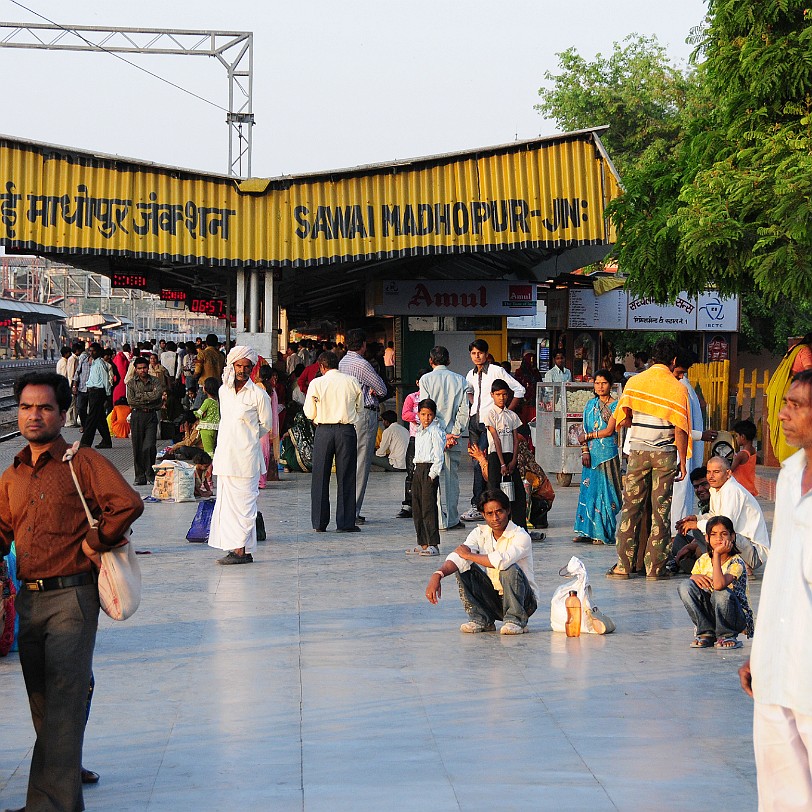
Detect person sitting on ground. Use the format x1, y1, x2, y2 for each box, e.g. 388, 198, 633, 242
482, 379, 526, 528
372, 410, 409, 472
667, 466, 711, 574
182, 380, 205, 412
406, 399, 445, 556
163, 411, 203, 461
191, 450, 213, 497
731, 419, 759, 497
677, 515, 754, 650
108, 396, 132, 439
677, 456, 769, 576
424, 488, 538, 635
515, 424, 555, 531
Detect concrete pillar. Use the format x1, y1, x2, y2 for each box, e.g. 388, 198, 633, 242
236, 270, 246, 333
249, 270, 260, 334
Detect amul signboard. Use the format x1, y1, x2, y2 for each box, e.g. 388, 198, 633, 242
367, 280, 536, 316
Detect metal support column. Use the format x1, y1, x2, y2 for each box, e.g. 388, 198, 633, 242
249, 270, 260, 334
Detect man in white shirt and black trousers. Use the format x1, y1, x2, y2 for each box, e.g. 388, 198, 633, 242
425, 488, 538, 635
305, 351, 363, 533
740, 369, 812, 809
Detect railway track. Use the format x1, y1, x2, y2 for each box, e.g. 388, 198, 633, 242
0, 362, 57, 440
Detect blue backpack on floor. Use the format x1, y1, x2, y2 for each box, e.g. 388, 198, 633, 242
186, 499, 215, 543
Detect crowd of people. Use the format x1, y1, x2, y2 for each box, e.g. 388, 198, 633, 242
1, 328, 811, 811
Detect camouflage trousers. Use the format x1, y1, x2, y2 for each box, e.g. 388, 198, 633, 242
615, 449, 678, 577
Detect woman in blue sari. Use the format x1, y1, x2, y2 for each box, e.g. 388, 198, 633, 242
573, 370, 622, 545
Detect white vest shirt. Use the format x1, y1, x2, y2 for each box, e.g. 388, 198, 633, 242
212, 378, 273, 478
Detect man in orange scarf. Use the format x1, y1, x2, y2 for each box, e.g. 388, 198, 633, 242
607, 338, 691, 580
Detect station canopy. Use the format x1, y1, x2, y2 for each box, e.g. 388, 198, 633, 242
0, 297, 67, 323
0, 128, 622, 325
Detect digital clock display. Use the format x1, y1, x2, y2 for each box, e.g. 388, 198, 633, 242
160, 289, 187, 302
0, 318, 13, 328
111, 273, 148, 289
189, 298, 227, 319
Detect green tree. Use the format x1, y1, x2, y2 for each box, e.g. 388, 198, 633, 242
537, 14, 812, 353
536, 34, 693, 175
613, 2, 812, 303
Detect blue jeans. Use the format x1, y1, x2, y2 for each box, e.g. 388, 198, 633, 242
456, 564, 537, 628
678, 579, 746, 639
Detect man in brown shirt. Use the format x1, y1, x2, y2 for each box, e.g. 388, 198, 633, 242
0, 371, 143, 812
194, 332, 225, 384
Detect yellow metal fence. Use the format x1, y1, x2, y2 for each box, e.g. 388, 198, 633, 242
688, 361, 730, 430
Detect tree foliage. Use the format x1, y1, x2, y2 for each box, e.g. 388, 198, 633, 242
536, 9, 812, 352
612, 2, 812, 303
536, 35, 692, 175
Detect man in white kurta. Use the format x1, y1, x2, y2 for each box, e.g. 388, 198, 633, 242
209, 346, 273, 565
739, 371, 812, 810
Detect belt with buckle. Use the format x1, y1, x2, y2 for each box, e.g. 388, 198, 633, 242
23, 573, 95, 592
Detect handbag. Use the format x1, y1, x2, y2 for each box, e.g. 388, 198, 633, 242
63, 443, 142, 621
499, 475, 515, 501
186, 499, 215, 543
256, 510, 266, 542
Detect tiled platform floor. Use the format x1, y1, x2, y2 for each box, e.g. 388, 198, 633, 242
0, 429, 764, 811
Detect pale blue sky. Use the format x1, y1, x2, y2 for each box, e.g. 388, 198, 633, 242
2, 0, 708, 177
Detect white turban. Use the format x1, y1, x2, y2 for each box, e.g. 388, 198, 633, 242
222, 345, 259, 389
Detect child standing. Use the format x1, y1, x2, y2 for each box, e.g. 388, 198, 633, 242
397, 369, 429, 519
195, 376, 220, 455
731, 419, 759, 497
406, 398, 446, 556
482, 379, 527, 528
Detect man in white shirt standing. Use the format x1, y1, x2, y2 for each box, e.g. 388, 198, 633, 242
305, 351, 363, 533
677, 455, 769, 573
209, 346, 273, 565
425, 488, 538, 635
739, 369, 812, 810
462, 339, 524, 522
419, 346, 470, 531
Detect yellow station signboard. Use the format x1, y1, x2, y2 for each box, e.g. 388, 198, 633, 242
0, 132, 620, 268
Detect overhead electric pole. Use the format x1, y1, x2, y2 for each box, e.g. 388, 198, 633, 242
0, 23, 254, 177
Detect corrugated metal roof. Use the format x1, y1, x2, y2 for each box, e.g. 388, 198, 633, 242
0, 298, 66, 322
0, 130, 621, 270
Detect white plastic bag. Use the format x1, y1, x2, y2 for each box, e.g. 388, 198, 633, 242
550, 555, 597, 634
151, 461, 196, 502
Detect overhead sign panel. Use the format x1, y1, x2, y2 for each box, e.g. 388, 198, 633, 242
0, 132, 620, 269
564, 289, 739, 332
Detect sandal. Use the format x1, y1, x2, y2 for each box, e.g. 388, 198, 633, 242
605, 564, 630, 580
573, 536, 593, 543
715, 637, 743, 650
690, 635, 714, 648
405, 547, 424, 555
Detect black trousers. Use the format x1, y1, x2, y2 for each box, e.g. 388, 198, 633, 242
311, 423, 357, 531
412, 462, 440, 548
402, 436, 416, 508
80, 386, 112, 447
486, 451, 527, 529
131, 410, 158, 482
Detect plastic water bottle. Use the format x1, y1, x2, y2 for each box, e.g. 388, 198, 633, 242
565, 590, 581, 637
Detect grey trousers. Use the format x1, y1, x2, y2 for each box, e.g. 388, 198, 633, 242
16, 582, 100, 812
353, 407, 378, 518
436, 444, 461, 530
